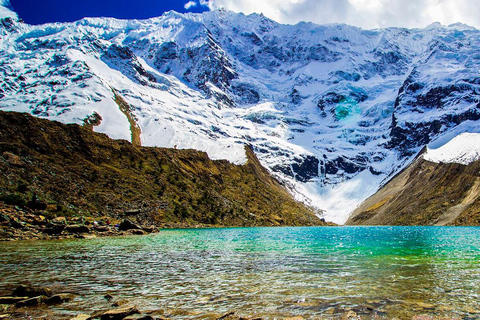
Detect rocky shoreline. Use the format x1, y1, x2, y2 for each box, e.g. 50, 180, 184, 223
0, 203, 228, 241
0, 284, 466, 320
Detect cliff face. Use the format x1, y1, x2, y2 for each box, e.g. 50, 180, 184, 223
346, 154, 480, 226
0, 111, 326, 233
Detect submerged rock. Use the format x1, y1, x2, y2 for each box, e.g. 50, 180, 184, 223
46, 293, 75, 305
12, 284, 53, 298
99, 305, 140, 320
15, 295, 47, 307
104, 293, 114, 301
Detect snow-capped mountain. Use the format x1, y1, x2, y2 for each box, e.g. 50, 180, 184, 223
2, 7, 480, 224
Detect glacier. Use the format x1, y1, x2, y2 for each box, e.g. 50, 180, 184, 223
2, 9, 480, 224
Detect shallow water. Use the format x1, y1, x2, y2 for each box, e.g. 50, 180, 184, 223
1, 226, 480, 319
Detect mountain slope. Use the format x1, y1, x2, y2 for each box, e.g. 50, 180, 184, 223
347, 134, 480, 225
0, 110, 326, 230
2, 10, 480, 223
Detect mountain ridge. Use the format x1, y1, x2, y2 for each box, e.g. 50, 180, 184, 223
2, 9, 480, 223
0, 110, 327, 240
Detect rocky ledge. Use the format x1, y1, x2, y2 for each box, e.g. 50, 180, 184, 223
0, 202, 212, 241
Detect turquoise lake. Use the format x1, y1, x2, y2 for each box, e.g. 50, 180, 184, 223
1, 226, 480, 319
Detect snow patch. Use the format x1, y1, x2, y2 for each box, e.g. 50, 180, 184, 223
425, 132, 480, 165
290, 170, 385, 225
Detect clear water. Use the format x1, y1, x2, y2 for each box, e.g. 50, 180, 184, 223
1, 226, 480, 319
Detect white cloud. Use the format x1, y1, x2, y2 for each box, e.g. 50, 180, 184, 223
184, 1, 198, 10
205, 0, 480, 29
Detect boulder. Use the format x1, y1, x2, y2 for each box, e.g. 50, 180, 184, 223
95, 225, 111, 232
142, 226, 156, 233
12, 284, 53, 297
99, 305, 140, 320
46, 293, 75, 305
66, 225, 91, 234
15, 295, 47, 307
43, 224, 65, 235
28, 214, 46, 226
51, 216, 67, 224
119, 219, 142, 231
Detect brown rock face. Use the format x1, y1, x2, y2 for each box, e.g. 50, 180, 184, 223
347, 154, 480, 226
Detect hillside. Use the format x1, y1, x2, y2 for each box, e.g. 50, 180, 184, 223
346, 153, 480, 226
0, 110, 327, 239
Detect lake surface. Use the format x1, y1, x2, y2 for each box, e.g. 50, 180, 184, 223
1, 226, 480, 319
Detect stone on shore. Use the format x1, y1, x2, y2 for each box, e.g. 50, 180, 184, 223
128, 229, 146, 235
66, 225, 91, 234
43, 224, 65, 235
99, 305, 140, 320
119, 219, 143, 231
12, 284, 53, 297
51, 217, 67, 224
142, 226, 156, 233
95, 225, 111, 232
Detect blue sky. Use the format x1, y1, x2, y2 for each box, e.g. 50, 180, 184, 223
9, 0, 208, 25
6, 0, 480, 29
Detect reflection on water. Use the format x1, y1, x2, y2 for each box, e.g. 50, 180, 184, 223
1, 226, 480, 319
